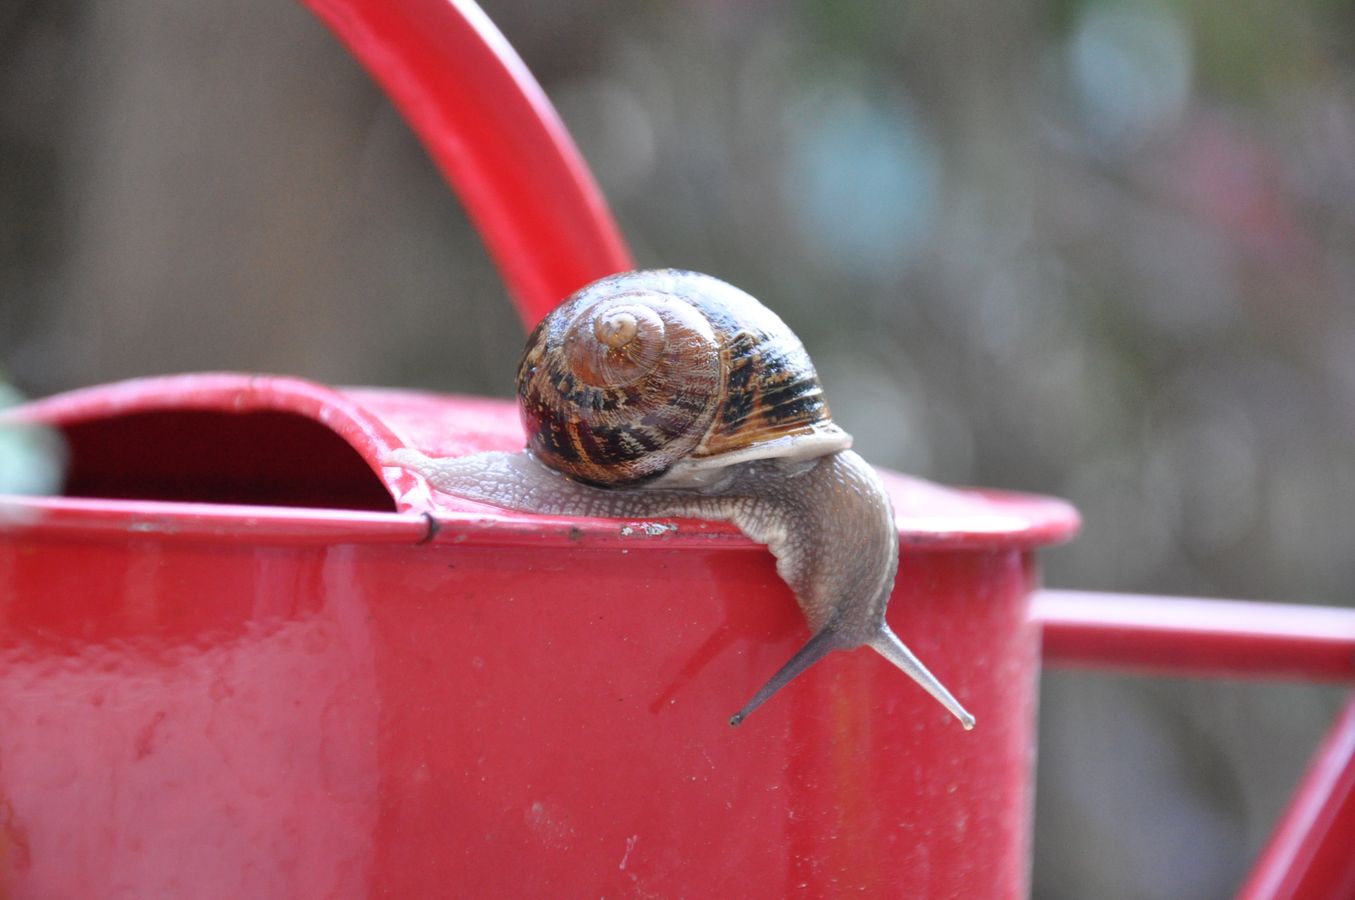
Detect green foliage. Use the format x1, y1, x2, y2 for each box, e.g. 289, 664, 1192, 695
0, 381, 64, 496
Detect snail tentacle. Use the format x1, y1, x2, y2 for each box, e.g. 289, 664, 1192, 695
871, 629, 976, 730
727, 627, 848, 726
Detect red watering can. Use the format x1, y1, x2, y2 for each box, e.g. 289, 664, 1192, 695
0, 1, 1350, 897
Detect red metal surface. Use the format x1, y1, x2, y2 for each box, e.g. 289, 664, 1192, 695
0, 377, 1077, 897
301, 0, 633, 326
1035, 590, 1355, 682
1237, 693, 1355, 900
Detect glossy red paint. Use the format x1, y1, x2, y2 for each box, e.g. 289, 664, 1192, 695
300, 0, 633, 327
0, 375, 1077, 897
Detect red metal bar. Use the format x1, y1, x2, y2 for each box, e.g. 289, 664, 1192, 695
301, 0, 634, 327
1237, 693, 1355, 899
1034, 590, 1355, 682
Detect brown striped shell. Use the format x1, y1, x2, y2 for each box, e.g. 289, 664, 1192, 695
516, 269, 851, 487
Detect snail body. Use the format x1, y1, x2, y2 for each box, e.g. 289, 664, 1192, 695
387, 269, 974, 730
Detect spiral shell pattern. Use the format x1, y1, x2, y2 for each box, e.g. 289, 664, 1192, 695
517, 270, 846, 486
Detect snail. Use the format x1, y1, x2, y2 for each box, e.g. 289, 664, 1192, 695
386, 269, 974, 730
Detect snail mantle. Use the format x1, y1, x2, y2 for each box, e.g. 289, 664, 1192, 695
3, 372, 1078, 550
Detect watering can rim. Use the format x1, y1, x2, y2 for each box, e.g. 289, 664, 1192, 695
1, 372, 1080, 551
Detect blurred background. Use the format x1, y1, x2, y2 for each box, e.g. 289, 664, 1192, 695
2, 0, 1352, 895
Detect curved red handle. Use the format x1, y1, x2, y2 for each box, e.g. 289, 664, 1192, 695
302, 0, 634, 328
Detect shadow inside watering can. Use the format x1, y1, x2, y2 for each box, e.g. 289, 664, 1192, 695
57, 410, 396, 511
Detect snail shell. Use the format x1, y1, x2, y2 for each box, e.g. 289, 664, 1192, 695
517, 270, 850, 487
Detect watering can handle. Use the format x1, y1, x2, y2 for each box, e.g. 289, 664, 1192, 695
303, 0, 634, 329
